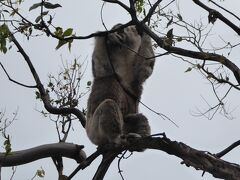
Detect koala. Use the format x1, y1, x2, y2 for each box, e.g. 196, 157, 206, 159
86, 24, 155, 147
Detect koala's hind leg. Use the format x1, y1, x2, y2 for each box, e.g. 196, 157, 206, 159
92, 99, 124, 145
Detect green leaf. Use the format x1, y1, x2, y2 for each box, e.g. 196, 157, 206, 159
29, 3, 42, 11
177, 13, 183, 21
35, 11, 49, 23
68, 41, 72, 51
176, 37, 182, 42
36, 169, 45, 177
43, 2, 62, 9
54, 27, 63, 37
166, 28, 173, 40
4, 137, 12, 155
135, 0, 144, 13
63, 28, 73, 37
56, 40, 68, 50
0, 24, 10, 54
35, 91, 41, 99
35, 15, 42, 23
185, 67, 192, 73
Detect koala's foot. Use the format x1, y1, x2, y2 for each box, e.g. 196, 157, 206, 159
121, 133, 148, 152
121, 133, 142, 140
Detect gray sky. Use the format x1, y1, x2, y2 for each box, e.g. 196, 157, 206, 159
1, 0, 240, 179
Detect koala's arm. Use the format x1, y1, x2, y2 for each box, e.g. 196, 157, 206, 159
92, 35, 115, 78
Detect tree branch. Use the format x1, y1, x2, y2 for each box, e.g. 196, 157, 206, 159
215, 140, 240, 158
209, 0, 240, 21
192, 0, 240, 35
140, 24, 240, 85
69, 135, 240, 180
93, 150, 119, 180
125, 136, 240, 180
143, 0, 163, 23
10, 34, 86, 127
0, 143, 86, 167
102, 0, 131, 13
0, 62, 36, 88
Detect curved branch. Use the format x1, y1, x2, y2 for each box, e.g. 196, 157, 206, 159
0, 62, 36, 88
0, 143, 86, 167
192, 0, 240, 35
10, 34, 86, 127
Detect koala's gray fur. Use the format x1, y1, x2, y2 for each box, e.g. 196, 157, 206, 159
86, 24, 155, 146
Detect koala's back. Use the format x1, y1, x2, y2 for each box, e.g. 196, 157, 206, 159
87, 76, 137, 119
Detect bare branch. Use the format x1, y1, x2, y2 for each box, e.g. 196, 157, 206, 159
0, 62, 36, 88
0, 143, 86, 167
192, 0, 240, 35
140, 24, 240, 85
215, 140, 240, 158
209, 0, 240, 21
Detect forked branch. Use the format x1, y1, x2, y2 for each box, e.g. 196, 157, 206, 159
9, 34, 86, 127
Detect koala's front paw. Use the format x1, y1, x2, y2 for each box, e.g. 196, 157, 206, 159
124, 26, 142, 51
107, 32, 126, 46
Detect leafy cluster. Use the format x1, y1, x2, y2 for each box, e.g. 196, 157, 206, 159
0, 24, 10, 53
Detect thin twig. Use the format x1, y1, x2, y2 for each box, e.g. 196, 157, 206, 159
192, 0, 240, 35
0, 62, 36, 88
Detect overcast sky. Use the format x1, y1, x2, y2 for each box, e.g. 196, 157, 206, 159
1, 0, 240, 179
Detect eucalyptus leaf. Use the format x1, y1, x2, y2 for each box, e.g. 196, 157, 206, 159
29, 3, 42, 11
